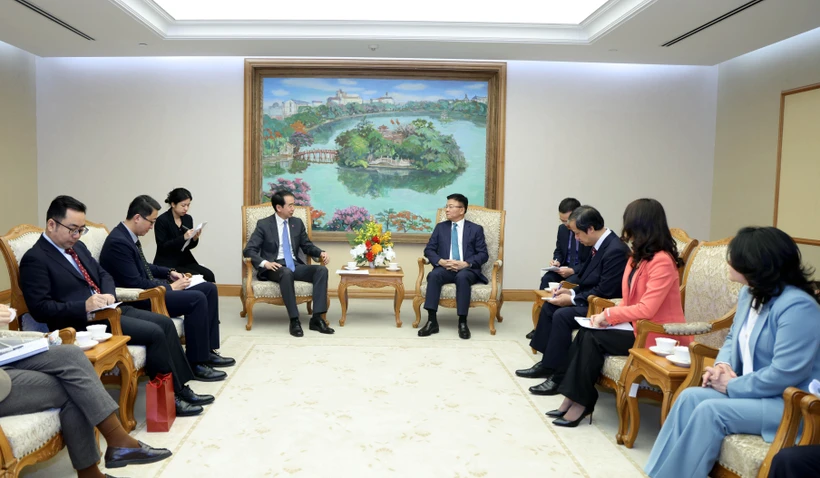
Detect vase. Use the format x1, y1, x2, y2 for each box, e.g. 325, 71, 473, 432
368, 261, 375, 269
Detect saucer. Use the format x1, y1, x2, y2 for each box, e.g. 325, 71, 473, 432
77, 340, 99, 351
666, 354, 691, 368
344, 266, 360, 271
92, 332, 113, 343
385, 267, 401, 271
649, 345, 673, 357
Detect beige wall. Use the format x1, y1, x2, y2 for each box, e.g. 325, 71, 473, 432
712, 27, 820, 274
0, 42, 38, 292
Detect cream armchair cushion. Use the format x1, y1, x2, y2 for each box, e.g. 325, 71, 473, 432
716, 434, 769, 478
0, 410, 61, 459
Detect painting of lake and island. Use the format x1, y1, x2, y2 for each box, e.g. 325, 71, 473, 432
259, 77, 489, 238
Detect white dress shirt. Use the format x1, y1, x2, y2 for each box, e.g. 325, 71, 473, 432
450, 218, 465, 262
260, 214, 296, 268
42, 233, 83, 276
739, 306, 760, 376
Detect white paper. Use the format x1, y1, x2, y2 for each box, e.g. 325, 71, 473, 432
181, 222, 207, 251
7, 307, 16, 323
185, 274, 207, 289
810, 379, 820, 397
90, 302, 122, 313
629, 383, 639, 398
336, 269, 370, 275
574, 317, 634, 332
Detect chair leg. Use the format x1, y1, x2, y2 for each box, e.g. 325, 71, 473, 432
532, 347, 538, 354
487, 304, 497, 335
496, 298, 504, 322
412, 296, 424, 328
245, 301, 254, 331
306, 300, 313, 315
240, 298, 247, 318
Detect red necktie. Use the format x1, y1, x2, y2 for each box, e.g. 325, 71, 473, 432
65, 248, 101, 294
592, 247, 598, 257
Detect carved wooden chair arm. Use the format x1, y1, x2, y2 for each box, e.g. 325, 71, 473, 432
91, 308, 123, 336
58, 327, 76, 344
758, 387, 812, 478
679, 342, 719, 391
415, 257, 430, 294
798, 391, 820, 445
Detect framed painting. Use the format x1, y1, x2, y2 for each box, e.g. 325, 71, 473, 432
244, 59, 506, 243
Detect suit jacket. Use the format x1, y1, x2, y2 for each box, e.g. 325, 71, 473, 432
19, 235, 117, 332
606, 252, 689, 347
153, 209, 198, 268
552, 224, 591, 268
243, 215, 323, 277
570, 231, 629, 307
424, 220, 489, 284
99, 223, 172, 290
715, 286, 820, 441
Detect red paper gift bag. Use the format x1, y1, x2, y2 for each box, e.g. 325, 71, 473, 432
146, 373, 175, 432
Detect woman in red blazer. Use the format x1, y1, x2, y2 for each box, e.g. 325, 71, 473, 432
549, 198, 691, 427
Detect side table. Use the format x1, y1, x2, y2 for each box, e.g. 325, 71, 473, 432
616, 347, 690, 448
84, 335, 136, 431
337, 268, 405, 327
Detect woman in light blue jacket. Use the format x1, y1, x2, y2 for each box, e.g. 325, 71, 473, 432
645, 226, 820, 478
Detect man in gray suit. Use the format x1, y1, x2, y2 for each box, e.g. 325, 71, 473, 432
243, 190, 333, 337
0, 305, 170, 477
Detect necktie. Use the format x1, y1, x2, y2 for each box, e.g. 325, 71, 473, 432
592, 247, 598, 257
281, 220, 296, 272
568, 235, 575, 266
65, 248, 101, 294
451, 223, 461, 261
135, 240, 155, 280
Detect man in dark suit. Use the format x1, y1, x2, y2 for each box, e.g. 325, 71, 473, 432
418, 193, 489, 340
526, 197, 591, 339
516, 205, 629, 395
243, 190, 333, 338
20, 195, 211, 417
99, 195, 234, 383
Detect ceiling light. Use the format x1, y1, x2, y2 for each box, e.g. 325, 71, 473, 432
152, 0, 610, 25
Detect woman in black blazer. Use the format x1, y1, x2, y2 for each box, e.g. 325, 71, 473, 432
153, 188, 215, 282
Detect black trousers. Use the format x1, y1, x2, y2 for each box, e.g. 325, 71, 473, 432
116, 305, 194, 394
175, 262, 216, 283
162, 282, 221, 364
261, 260, 328, 319
768, 445, 820, 478
424, 267, 479, 317
529, 302, 587, 372
557, 327, 635, 409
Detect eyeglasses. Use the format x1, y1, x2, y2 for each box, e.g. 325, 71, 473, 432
445, 205, 464, 210
140, 215, 156, 225
53, 219, 89, 237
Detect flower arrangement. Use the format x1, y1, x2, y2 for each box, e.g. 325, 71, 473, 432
349, 218, 395, 267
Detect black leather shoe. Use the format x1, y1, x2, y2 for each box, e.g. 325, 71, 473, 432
553, 408, 593, 427
309, 317, 335, 334
192, 364, 227, 382
104, 440, 172, 468
545, 409, 567, 418
174, 396, 204, 417
206, 350, 236, 368
178, 385, 215, 406
458, 321, 471, 340
417, 321, 439, 337
526, 329, 535, 340
515, 361, 552, 379
289, 320, 304, 337
529, 376, 562, 396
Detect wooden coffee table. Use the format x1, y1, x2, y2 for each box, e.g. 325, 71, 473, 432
337, 268, 405, 327
84, 335, 136, 431
616, 347, 690, 448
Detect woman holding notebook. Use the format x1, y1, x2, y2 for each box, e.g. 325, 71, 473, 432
549, 198, 690, 427
153, 187, 215, 282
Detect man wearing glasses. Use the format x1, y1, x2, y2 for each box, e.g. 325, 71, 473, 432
418, 193, 489, 340
20, 195, 212, 417
99, 195, 234, 382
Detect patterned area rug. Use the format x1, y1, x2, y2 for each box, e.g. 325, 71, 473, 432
113, 336, 647, 477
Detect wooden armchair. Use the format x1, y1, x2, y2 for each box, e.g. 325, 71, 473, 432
670, 228, 698, 282
412, 206, 506, 335
674, 343, 820, 478
240, 204, 328, 330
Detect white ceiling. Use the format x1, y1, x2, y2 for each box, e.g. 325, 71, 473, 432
0, 0, 818, 65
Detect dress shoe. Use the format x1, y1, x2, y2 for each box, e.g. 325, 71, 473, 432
529, 376, 562, 396
289, 320, 304, 337
515, 361, 552, 379
192, 364, 227, 382
206, 350, 236, 368
417, 321, 439, 337
457, 321, 471, 339
178, 385, 215, 406
174, 396, 203, 417
552, 408, 593, 427
104, 440, 172, 468
309, 317, 335, 334
545, 409, 567, 418
526, 329, 535, 340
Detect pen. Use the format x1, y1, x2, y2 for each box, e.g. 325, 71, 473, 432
552, 284, 563, 299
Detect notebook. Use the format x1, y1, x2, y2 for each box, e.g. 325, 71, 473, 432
0, 336, 50, 366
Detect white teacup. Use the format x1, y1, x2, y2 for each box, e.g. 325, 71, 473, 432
674, 346, 690, 362
75, 331, 92, 344
655, 337, 678, 354
388, 262, 399, 269
346, 261, 357, 269
87, 324, 107, 339
548, 282, 560, 291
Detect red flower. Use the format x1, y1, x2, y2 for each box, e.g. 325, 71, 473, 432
365, 240, 372, 248
365, 251, 375, 262
372, 235, 380, 244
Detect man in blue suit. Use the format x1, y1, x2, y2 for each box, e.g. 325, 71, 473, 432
419, 193, 489, 340
99, 195, 234, 384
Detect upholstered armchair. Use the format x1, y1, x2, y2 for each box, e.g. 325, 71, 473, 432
670, 228, 698, 282
240, 204, 327, 331
675, 343, 820, 478
412, 206, 506, 335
